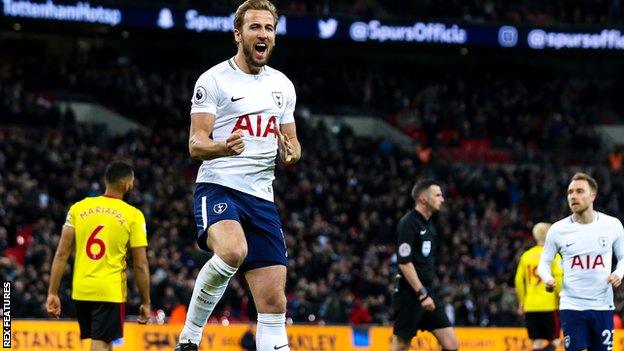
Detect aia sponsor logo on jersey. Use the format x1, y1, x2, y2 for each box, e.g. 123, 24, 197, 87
570, 254, 605, 269
232, 114, 278, 138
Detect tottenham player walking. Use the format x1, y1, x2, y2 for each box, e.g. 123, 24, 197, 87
176, 1, 300, 351
538, 173, 624, 351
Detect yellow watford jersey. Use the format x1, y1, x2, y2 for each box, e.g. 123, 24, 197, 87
64, 195, 148, 303
515, 245, 563, 312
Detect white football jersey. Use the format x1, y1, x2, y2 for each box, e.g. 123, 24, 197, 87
190, 58, 296, 202
538, 211, 624, 310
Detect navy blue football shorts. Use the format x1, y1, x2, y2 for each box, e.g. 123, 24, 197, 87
194, 182, 288, 272
560, 309, 614, 351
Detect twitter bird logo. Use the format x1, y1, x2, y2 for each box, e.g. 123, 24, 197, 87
318, 18, 338, 39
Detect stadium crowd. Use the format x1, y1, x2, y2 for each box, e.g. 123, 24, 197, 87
2, 41, 624, 327
3, 113, 624, 326
5, 47, 618, 153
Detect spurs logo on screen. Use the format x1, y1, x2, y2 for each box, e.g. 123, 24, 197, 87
213, 203, 227, 214
157, 8, 174, 29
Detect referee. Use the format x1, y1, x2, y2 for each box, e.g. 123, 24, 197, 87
514, 222, 562, 351
391, 180, 459, 351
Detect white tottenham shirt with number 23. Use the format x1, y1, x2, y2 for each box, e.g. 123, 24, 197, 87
190, 58, 296, 202
537, 211, 624, 310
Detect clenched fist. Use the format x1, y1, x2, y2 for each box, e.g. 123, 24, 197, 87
226, 130, 245, 155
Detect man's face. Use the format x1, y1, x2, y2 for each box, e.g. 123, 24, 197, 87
423, 185, 444, 212
235, 9, 276, 68
567, 179, 595, 214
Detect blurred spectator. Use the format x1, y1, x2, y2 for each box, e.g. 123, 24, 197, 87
3, 117, 624, 326
2, 34, 624, 327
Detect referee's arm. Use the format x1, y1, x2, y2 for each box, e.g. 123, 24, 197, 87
396, 220, 433, 309
399, 262, 426, 294
398, 263, 435, 310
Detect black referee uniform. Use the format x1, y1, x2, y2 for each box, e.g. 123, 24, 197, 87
393, 209, 452, 340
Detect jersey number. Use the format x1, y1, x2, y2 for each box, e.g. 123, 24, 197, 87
86, 225, 106, 260
602, 329, 614, 350
528, 265, 542, 286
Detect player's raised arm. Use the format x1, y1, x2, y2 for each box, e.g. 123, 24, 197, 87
608, 220, 624, 287
189, 113, 245, 160
537, 227, 557, 292
188, 71, 245, 160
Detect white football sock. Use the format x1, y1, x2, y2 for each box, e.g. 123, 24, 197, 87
256, 313, 290, 351
179, 255, 237, 345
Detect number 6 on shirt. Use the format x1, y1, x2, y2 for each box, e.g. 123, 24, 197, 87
87, 225, 106, 260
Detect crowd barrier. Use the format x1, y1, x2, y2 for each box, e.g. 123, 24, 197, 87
9, 320, 624, 350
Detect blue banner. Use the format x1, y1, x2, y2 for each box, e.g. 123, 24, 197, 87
2, 0, 624, 51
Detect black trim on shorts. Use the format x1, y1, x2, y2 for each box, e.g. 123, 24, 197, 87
74, 300, 125, 343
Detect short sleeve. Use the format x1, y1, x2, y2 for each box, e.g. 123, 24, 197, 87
514, 253, 527, 304
64, 204, 76, 227
612, 219, 624, 278
190, 72, 220, 115
537, 225, 559, 282
280, 79, 296, 124
129, 209, 148, 248
396, 220, 416, 264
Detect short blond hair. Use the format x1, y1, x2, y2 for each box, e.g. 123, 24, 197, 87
532, 222, 551, 243
234, 0, 278, 30
570, 172, 598, 193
